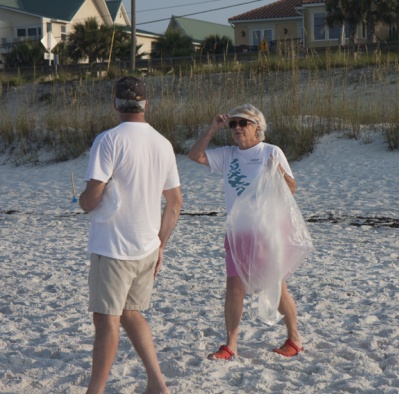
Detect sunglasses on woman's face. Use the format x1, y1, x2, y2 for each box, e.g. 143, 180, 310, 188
229, 119, 255, 129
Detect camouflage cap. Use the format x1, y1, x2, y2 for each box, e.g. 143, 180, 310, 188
115, 76, 146, 101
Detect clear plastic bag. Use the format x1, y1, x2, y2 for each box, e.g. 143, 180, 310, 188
226, 158, 314, 325
89, 178, 121, 223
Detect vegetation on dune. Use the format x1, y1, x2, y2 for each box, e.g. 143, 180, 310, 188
0, 48, 398, 166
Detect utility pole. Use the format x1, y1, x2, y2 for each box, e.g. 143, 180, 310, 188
129, 0, 136, 73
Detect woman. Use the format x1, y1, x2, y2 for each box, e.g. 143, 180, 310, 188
188, 104, 304, 359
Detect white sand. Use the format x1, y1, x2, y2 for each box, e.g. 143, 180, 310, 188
0, 131, 398, 393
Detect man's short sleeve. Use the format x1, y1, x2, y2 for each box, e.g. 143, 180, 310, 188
163, 155, 180, 191
84, 133, 113, 183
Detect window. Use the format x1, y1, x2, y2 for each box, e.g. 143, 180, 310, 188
17, 27, 41, 38
263, 29, 273, 43
61, 25, 67, 42
361, 22, 367, 39
252, 29, 273, 46
344, 23, 350, 39
313, 14, 350, 41
17, 28, 26, 37
329, 23, 341, 40
47, 23, 52, 33
252, 30, 261, 46
314, 14, 326, 40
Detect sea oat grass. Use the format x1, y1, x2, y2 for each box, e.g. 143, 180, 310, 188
0, 51, 398, 163
146, 70, 253, 151
383, 124, 399, 150
0, 110, 15, 151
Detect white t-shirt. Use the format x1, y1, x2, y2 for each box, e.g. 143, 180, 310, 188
206, 142, 293, 213
84, 121, 180, 260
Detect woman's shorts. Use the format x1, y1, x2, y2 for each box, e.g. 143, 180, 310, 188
88, 249, 159, 315
224, 236, 239, 277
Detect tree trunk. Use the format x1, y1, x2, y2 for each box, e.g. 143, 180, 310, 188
366, 10, 376, 44
340, 23, 345, 49
349, 22, 358, 55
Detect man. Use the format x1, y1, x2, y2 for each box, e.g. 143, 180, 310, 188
79, 76, 182, 394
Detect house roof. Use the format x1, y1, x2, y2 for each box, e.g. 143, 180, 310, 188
106, 0, 122, 21
228, 0, 303, 22
136, 28, 161, 37
301, 0, 325, 4
0, 0, 86, 21
169, 16, 234, 43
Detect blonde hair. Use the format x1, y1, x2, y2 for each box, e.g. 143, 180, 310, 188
229, 103, 267, 141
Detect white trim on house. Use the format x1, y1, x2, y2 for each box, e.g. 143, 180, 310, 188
297, 2, 325, 8
230, 16, 302, 26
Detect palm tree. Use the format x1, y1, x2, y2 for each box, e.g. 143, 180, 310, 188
53, 41, 69, 65
109, 29, 147, 62
363, 0, 379, 44
202, 34, 233, 55
377, 0, 399, 40
151, 31, 194, 58
6, 40, 45, 67
325, 0, 370, 53
67, 17, 109, 64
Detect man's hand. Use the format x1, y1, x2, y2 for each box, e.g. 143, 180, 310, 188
156, 186, 182, 278
154, 248, 164, 278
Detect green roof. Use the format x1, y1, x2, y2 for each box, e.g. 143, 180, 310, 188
136, 28, 161, 37
106, 0, 122, 22
170, 16, 234, 43
0, 0, 86, 21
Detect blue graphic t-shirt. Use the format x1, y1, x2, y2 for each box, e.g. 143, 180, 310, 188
227, 157, 250, 196
206, 142, 293, 213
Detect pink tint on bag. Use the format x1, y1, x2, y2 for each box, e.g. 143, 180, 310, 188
225, 235, 274, 281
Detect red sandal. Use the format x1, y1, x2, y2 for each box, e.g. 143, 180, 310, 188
207, 345, 235, 360
273, 339, 304, 357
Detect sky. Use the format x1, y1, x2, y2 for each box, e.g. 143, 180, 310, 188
122, 0, 275, 34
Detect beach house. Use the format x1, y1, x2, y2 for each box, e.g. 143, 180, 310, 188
165, 16, 235, 51
0, 0, 158, 64
228, 0, 390, 52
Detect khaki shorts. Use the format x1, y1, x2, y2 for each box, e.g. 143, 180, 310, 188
88, 249, 159, 315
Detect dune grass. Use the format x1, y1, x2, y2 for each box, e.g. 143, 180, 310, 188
0, 48, 398, 165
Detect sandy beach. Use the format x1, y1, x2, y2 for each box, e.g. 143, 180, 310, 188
0, 129, 398, 393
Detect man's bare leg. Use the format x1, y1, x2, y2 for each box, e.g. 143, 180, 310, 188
120, 310, 168, 394
87, 313, 120, 394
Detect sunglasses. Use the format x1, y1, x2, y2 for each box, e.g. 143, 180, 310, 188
228, 119, 256, 129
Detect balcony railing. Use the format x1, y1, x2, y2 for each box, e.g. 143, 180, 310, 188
0, 36, 41, 52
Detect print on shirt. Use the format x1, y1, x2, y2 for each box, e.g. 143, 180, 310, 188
227, 158, 250, 196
